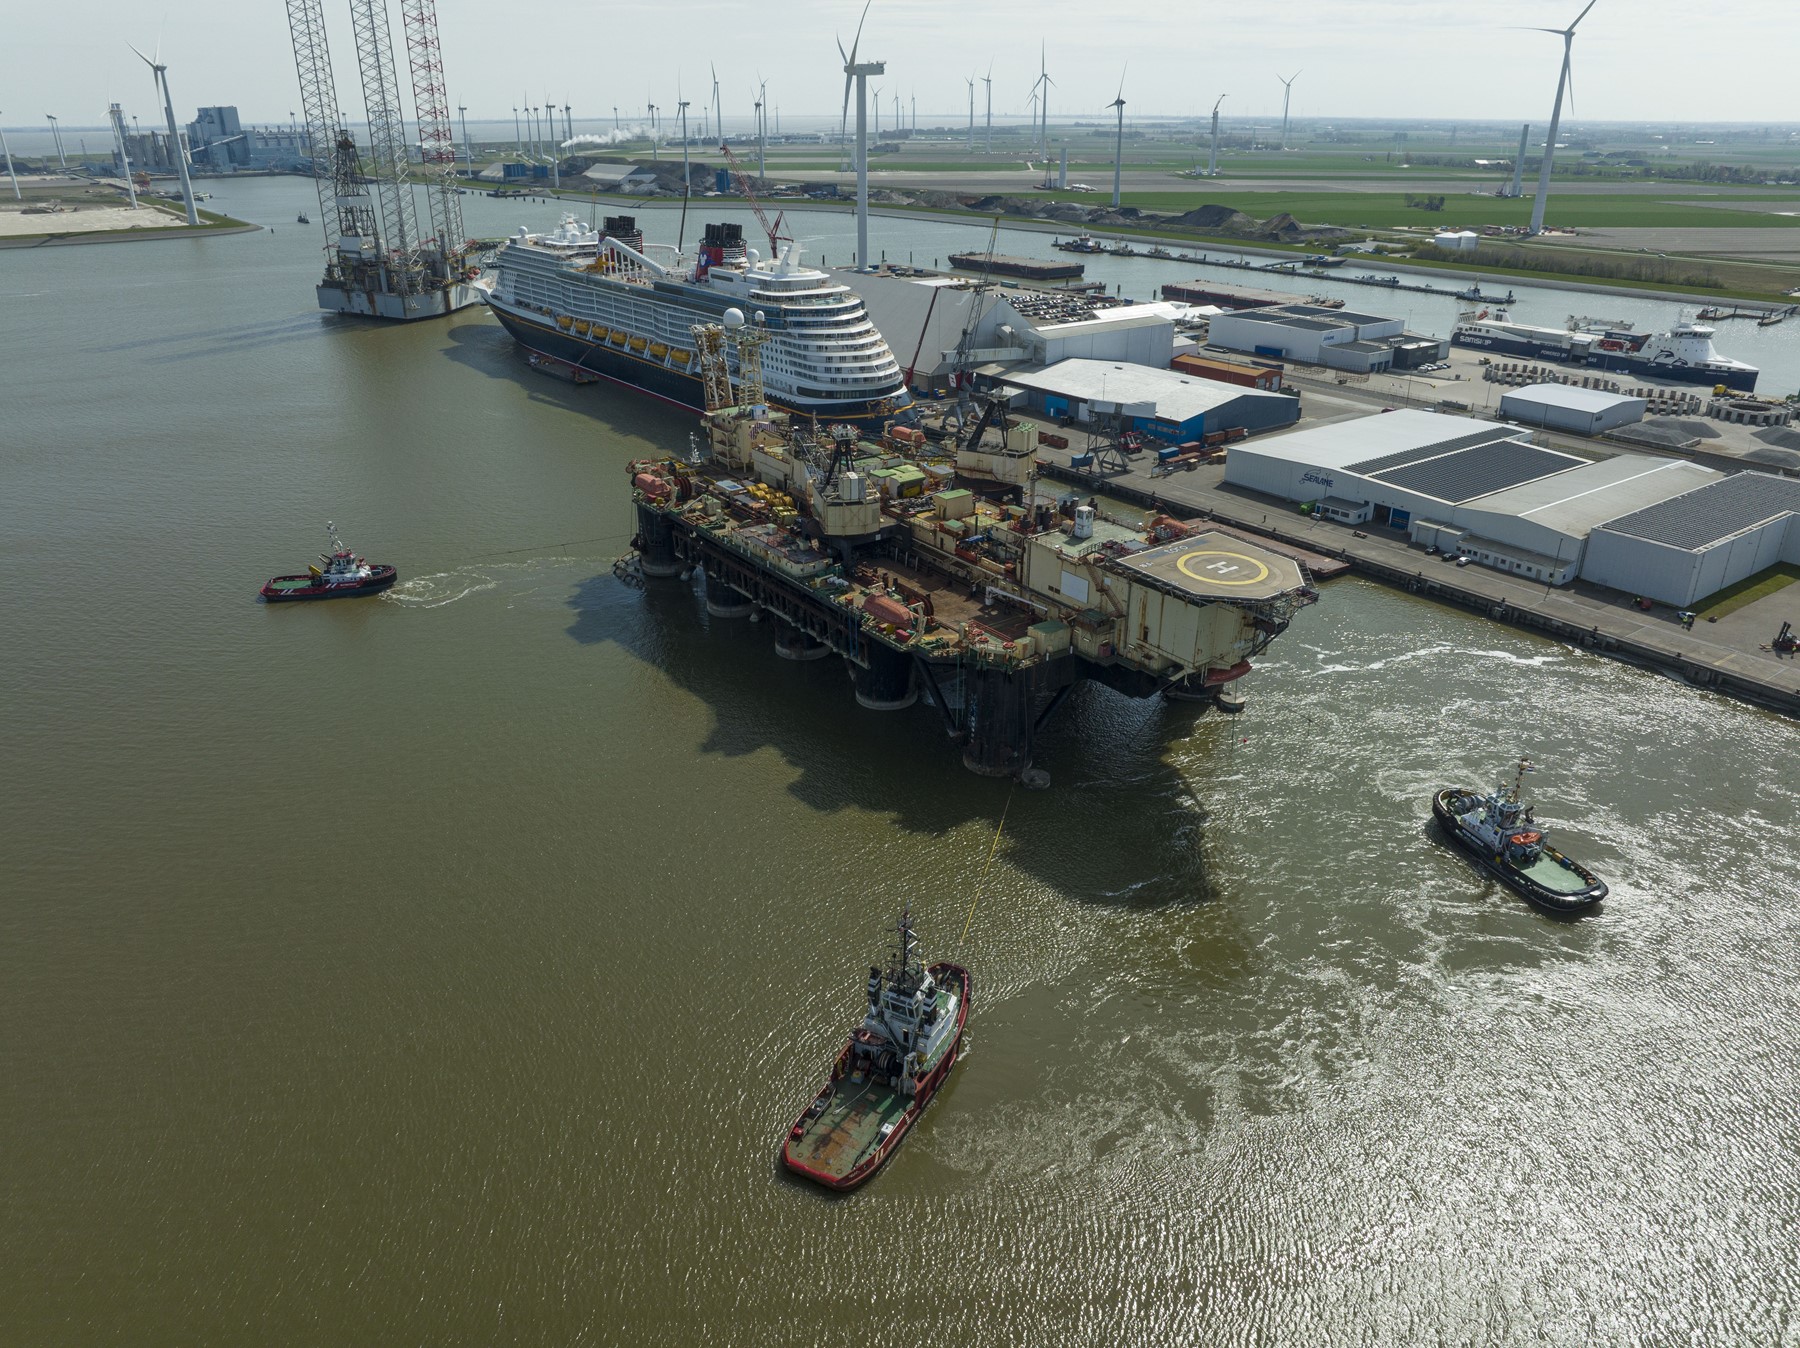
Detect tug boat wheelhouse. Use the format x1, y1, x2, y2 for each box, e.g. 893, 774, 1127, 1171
782, 907, 970, 1191
486, 215, 913, 428
259, 522, 397, 602
1432, 757, 1608, 915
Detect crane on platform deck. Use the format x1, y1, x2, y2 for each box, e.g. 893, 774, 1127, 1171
718, 138, 788, 256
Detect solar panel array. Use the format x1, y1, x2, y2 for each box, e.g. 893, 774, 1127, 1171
1371, 441, 1583, 503
1597, 472, 1800, 550
1347, 425, 1526, 477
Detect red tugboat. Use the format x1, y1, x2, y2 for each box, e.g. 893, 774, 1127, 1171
260, 522, 397, 602
782, 906, 970, 1191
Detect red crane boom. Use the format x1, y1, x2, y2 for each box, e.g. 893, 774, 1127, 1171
718, 140, 788, 256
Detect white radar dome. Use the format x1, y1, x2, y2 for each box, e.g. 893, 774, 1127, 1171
723, 308, 746, 329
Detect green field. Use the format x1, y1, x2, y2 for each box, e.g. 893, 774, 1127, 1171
1025, 188, 1800, 230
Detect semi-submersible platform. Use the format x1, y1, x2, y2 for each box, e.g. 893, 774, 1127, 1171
621, 323, 1317, 783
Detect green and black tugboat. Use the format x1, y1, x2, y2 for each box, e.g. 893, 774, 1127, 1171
1433, 757, 1608, 916
782, 907, 970, 1191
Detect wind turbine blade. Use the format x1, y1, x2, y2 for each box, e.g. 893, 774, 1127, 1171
1507, 26, 1565, 33
1563, 49, 1576, 116
1570, 0, 1598, 29
849, 0, 872, 65
1116, 63, 1127, 102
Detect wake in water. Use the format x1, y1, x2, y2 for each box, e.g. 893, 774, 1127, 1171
384, 570, 501, 609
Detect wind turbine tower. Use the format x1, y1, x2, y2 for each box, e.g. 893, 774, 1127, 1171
966, 76, 975, 151
711, 65, 722, 146
1032, 46, 1054, 158
46, 115, 67, 169
837, 2, 884, 271
1278, 71, 1300, 150
1207, 94, 1226, 175
1505, 123, 1529, 197
1, 118, 21, 200
1108, 70, 1126, 208
1524, 0, 1597, 234
982, 62, 993, 153
126, 45, 198, 224
107, 104, 138, 207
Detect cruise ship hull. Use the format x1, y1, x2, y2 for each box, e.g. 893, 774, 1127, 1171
488, 301, 910, 429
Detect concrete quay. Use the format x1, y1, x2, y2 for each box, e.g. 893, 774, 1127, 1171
1041, 454, 1800, 718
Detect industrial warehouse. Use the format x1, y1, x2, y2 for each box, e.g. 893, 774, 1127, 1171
995, 359, 1301, 442
1207, 303, 1448, 374
1222, 410, 1731, 588
1499, 383, 1648, 435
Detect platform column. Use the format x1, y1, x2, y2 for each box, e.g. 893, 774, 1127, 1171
960, 664, 1036, 778
849, 645, 916, 711
774, 622, 832, 661
702, 568, 753, 618
634, 504, 683, 578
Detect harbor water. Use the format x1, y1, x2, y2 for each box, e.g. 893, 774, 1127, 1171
4, 177, 1799, 1344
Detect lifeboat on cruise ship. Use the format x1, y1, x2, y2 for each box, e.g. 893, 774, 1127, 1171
648, 341, 668, 359
671, 349, 693, 367
573, 320, 591, 337
556, 314, 573, 331
608, 330, 627, 347
628, 335, 648, 353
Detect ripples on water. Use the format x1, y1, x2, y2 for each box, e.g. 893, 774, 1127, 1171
4, 176, 1799, 1345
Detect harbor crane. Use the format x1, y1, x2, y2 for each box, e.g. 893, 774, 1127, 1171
718, 139, 789, 256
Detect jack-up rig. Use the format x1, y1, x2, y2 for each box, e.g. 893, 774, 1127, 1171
285, 0, 483, 319
621, 322, 1317, 784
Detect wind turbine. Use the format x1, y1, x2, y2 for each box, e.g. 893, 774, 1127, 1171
982, 62, 993, 153
1031, 45, 1055, 158
513, 105, 521, 155
757, 78, 768, 175
965, 76, 975, 152
711, 64, 722, 146
837, 0, 884, 271
1278, 71, 1300, 151
45, 114, 66, 169
1, 116, 20, 201
457, 105, 470, 167
1108, 69, 1127, 207
1208, 94, 1227, 176
1520, 0, 1598, 234
127, 41, 198, 224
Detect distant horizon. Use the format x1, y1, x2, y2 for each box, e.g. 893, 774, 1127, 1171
6, 0, 1799, 133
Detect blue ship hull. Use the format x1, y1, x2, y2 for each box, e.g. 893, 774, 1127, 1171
1586, 351, 1757, 393
488, 305, 912, 429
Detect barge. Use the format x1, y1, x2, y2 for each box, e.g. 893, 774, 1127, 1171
947, 252, 1085, 282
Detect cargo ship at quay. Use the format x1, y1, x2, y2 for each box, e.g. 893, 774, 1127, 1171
621, 328, 1316, 782
1450, 312, 1759, 391
487, 215, 913, 427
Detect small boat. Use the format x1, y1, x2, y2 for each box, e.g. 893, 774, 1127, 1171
1052, 233, 1106, 255
296, 212, 310, 224
1432, 757, 1608, 915
260, 522, 397, 602
781, 905, 970, 1191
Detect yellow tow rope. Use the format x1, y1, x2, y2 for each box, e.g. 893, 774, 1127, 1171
960, 781, 1016, 944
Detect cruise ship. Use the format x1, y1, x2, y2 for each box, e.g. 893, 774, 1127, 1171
486, 216, 914, 425
1451, 311, 1758, 391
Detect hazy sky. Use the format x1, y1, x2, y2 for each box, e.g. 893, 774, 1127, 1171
7, 0, 1798, 133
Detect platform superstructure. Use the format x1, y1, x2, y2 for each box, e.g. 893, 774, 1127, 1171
622, 326, 1315, 782
488, 216, 911, 427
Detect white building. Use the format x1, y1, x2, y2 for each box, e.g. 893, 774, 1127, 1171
997, 359, 1301, 442
1500, 383, 1647, 436
846, 272, 1179, 389
1208, 304, 1407, 373
1433, 230, 1481, 252
1224, 409, 1719, 584
1584, 472, 1800, 606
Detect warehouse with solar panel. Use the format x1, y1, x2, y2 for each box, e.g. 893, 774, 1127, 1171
1222, 410, 1729, 586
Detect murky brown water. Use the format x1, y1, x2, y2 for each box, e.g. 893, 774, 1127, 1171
3, 177, 1797, 1345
